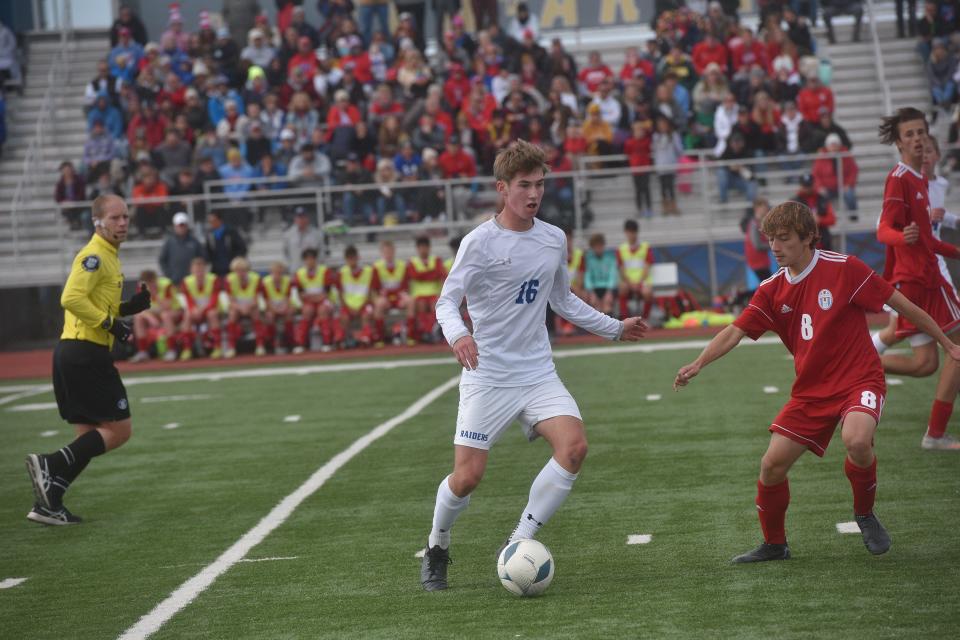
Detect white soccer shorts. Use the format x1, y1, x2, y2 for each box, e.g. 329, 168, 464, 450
453, 376, 582, 450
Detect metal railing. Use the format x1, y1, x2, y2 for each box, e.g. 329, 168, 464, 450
866, 0, 894, 117
10, 0, 74, 260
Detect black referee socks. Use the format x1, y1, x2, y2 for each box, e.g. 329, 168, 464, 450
48, 430, 107, 476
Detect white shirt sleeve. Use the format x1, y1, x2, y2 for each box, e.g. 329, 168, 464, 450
436, 235, 479, 347
943, 212, 960, 230
549, 235, 623, 340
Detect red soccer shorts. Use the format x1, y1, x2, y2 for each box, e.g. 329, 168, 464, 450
894, 280, 960, 342
769, 383, 886, 457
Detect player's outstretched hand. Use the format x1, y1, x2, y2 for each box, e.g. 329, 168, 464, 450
903, 222, 920, 245
620, 316, 649, 342
673, 362, 700, 391
452, 335, 479, 370
119, 283, 152, 316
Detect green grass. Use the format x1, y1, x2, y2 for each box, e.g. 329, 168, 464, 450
1, 341, 958, 639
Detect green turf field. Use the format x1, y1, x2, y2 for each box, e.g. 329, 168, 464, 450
1, 340, 958, 639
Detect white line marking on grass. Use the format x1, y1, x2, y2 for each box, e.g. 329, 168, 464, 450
627, 535, 652, 545
886, 378, 903, 386
283, 415, 301, 423
645, 394, 661, 401
1, 337, 784, 408
238, 556, 298, 563
118, 374, 460, 640
40, 430, 59, 437
141, 394, 213, 404
0, 578, 28, 589
763, 386, 779, 394
414, 549, 425, 558
4, 401, 57, 412
836, 522, 860, 534
162, 423, 180, 430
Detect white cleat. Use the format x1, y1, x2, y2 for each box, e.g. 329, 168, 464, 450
162, 350, 177, 362
921, 433, 960, 450
292, 346, 305, 355
224, 348, 237, 359
130, 351, 150, 363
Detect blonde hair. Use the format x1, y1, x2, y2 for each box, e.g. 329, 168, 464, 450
230, 256, 250, 272
761, 201, 820, 250
493, 139, 549, 183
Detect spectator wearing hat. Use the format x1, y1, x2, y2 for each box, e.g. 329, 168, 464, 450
717, 132, 758, 205
507, 2, 539, 42
55, 162, 88, 230
109, 28, 143, 85
275, 127, 299, 167
110, 6, 147, 47
242, 66, 272, 107
212, 27, 241, 85
207, 75, 245, 127
160, 212, 204, 284
794, 173, 836, 250
289, 143, 332, 187
161, 7, 190, 51
242, 28, 276, 69
283, 206, 322, 266
583, 102, 614, 157
812, 133, 859, 219
339, 152, 377, 225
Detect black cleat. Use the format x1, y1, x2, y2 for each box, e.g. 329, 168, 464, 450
420, 545, 451, 591
25, 454, 54, 509
27, 503, 82, 526
731, 542, 791, 564
495, 537, 512, 562
855, 513, 891, 555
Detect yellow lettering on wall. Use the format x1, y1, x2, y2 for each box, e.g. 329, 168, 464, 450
541, 0, 578, 28
599, 0, 639, 24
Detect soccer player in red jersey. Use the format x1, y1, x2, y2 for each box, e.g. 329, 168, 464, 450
260, 261, 296, 354
291, 248, 338, 353
335, 245, 382, 347
674, 202, 960, 563
178, 257, 223, 360
876, 107, 960, 450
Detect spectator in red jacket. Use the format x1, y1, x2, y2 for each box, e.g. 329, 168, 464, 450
624, 120, 654, 218
796, 74, 834, 122
620, 46, 655, 84
692, 33, 730, 76
126, 101, 168, 149
286, 35, 318, 79
812, 133, 859, 220
795, 173, 837, 250
730, 27, 768, 80
443, 63, 471, 109
325, 89, 361, 142
437, 136, 477, 178
578, 50, 614, 94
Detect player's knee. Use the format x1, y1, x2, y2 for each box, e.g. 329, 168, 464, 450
759, 453, 788, 482
450, 469, 482, 496
915, 354, 939, 377
560, 438, 588, 470
844, 437, 873, 463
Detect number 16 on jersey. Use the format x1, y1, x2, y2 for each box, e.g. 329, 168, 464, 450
516, 279, 540, 304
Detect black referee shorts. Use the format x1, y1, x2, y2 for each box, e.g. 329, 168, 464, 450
53, 340, 131, 425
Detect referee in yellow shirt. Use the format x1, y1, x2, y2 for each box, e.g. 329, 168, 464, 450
24, 194, 151, 525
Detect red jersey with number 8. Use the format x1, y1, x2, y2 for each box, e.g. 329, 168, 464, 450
734, 251, 895, 400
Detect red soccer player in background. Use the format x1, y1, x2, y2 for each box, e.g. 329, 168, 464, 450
876, 107, 960, 450
179, 257, 222, 360
336, 245, 381, 347
676, 201, 960, 563
406, 236, 444, 344
373, 240, 409, 344
292, 248, 337, 353
223, 256, 266, 358
130, 270, 181, 363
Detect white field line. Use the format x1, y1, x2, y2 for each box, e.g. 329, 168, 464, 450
627, 534, 653, 545
836, 522, 861, 534
40, 430, 60, 437
6, 402, 58, 412
140, 395, 212, 404
237, 556, 299, 563
3, 337, 784, 410
0, 578, 28, 589
117, 375, 460, 640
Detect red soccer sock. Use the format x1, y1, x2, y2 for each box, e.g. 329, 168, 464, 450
295, 318, 310, 346
642, 298, 653, 318
136, 336, 150, 353
226, 322, 240, 348
406, 316, 419, 342
927, 399, 954, 439
209, 327, 221, 349
756, 479, 790, 545
318, 318, 333, 345
845, 456, 878, 516
618, 294, 629, 319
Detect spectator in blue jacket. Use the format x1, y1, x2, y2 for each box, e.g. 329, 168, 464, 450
207, 74, 245, 127
108, 27, 143, 84
87, 91, 124, 138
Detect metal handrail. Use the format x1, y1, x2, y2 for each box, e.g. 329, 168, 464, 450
9, 0, 74, 258
865, 0, 893, 118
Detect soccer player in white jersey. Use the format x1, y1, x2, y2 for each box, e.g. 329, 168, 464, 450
420, 141, 648, 591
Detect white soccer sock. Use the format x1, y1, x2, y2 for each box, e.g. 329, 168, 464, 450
428, 475, 470, 549
510, 457, 578, 541
871, 332, 889, 355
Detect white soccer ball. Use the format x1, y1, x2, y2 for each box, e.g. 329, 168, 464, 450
497, 539, 554, 597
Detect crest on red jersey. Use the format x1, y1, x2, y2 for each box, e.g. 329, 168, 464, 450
818, 289, 833, 310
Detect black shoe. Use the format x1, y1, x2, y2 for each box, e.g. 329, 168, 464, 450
731, 542, 791, 563
27, 503, 82, 526
855, 513, 891, 555
420, 545, 451, 591
496, 537, 512, 562
25, 454, 54, 509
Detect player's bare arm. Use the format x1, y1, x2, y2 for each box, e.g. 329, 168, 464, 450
887, 290, 960, 361
674, 324, 747, 390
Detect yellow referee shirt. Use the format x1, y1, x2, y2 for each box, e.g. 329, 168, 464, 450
60, 233, 124, 347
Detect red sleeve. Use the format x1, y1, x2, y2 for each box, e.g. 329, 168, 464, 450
877, 175, 908, 246
846, 256, 896, 312
204, 278, 221, 313
616, 251, 624, 267
579, 258, 586, 274
646, 250, 655, 265
927, 233, 960, 259
326, 270, 339, 289
370, 269, 381, 292
733, 288, 774, 340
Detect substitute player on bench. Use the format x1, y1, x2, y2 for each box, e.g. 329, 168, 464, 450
674, 201, 960, 562
24, 194, 151, 525
419, 141, 648, 591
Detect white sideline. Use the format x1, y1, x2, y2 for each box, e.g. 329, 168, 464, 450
117, 375, 460, 640
0, 578, 28, 589
2, 337, 783, 408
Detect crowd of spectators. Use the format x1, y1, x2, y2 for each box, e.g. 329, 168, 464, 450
50, 0, 868, 240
